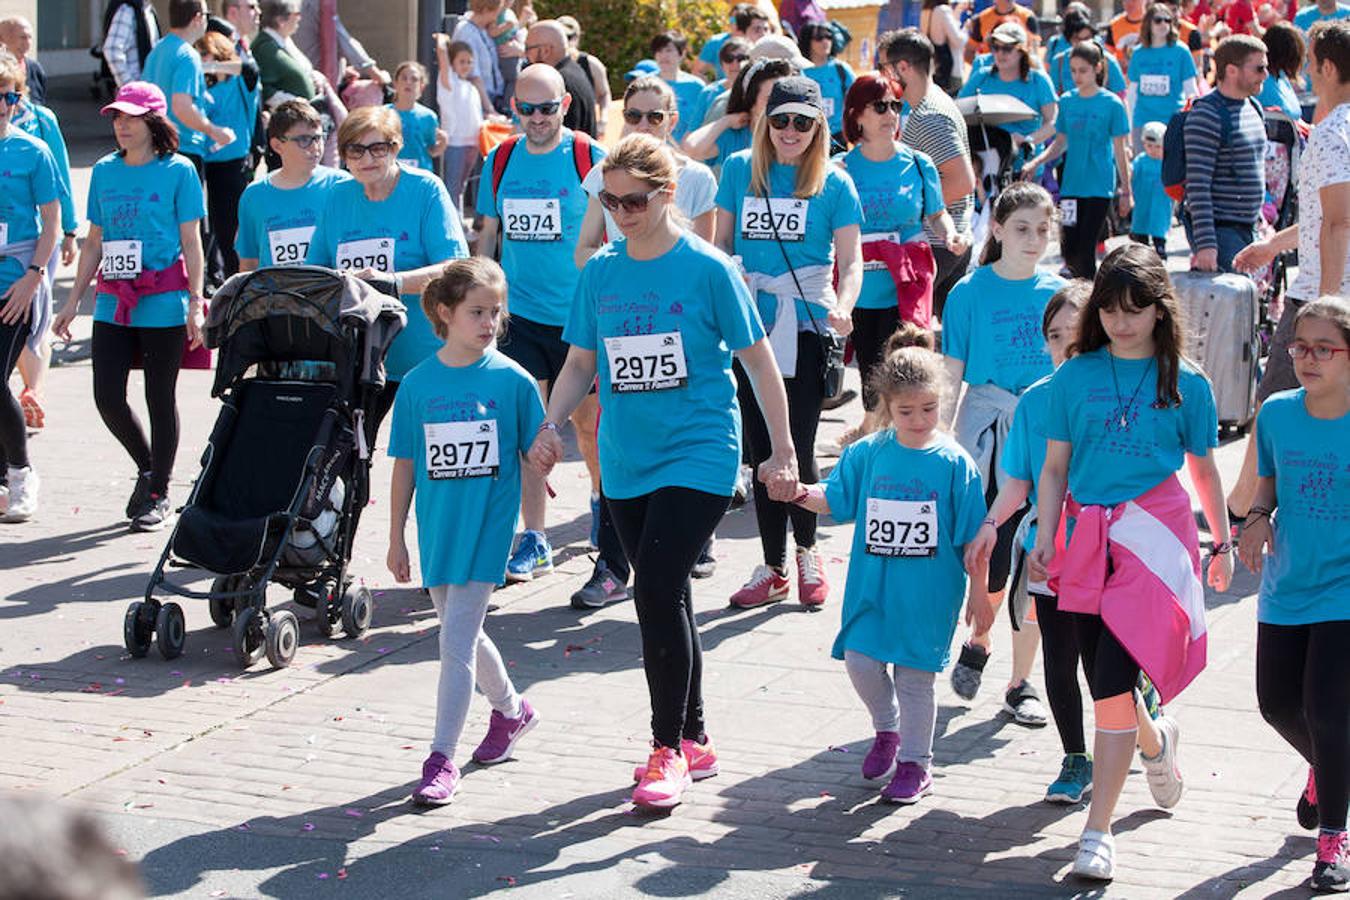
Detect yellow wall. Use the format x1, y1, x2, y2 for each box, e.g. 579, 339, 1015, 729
829, 3, 886, 72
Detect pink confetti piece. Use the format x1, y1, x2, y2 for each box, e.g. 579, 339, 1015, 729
115, 677, 125, 685
819, 791, 833, 798
302, 822, 316, 831
496, 876, 517, 887
336, 868, 348, 881
317, 873, 329, 880
344, 808, 364, 818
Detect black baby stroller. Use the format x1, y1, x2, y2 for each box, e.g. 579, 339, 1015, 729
126, 266, 405, 669
958, 92, 1037, 254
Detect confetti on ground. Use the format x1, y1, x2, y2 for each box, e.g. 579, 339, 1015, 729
336, 868, 348, 880
236, 824, 250, 831
303, 822, 316, 831
496, 876, 517, 887
828, 746, 850, 753
472, 834, 501, 844
210, 891, 227, 897
344, 808, 364, 818
317, 873, 329, 880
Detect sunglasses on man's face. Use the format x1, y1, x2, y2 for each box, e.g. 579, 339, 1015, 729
517, 99, 562, 117
0, 91, 20, 107
868, 100, 904, 115
278, 133, 323, 149
598, 186, 664, 213
622, 108, 667, 125
768, 113, 817, 132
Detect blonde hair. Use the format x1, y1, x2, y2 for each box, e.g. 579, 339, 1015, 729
600, 132, 678, 189
336, 105, 402, 152
868, 322, 946, 404
423, 258, 509, 339
749, 109, 829, 199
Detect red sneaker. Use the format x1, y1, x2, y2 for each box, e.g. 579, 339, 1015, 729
796, 547, 829, 607
729, 565, 790, 609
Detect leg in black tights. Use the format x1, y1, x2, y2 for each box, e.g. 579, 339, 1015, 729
1035, 591, 1087, 755
1060, 197, 1111, 280
1073, 611, 1140, 702
91, 323, 184, 495
1257, 621, 1350, 830
850, 306, 900, 411
608, 487, 730, 748
0, 317, 32, 472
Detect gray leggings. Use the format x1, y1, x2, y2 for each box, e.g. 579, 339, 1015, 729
845, 650, 938, 768
428, 582, 521, 758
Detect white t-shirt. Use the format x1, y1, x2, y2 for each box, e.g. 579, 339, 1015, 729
581, 155, 718, 237
1289, 102, 1350, 302
436, 71, 483, 148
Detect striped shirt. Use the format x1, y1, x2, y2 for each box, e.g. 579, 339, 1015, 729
902, 84, 973, 247
1182, 92, 1266, 251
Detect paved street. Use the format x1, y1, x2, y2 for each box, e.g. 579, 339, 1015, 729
0, 78, 1321, 899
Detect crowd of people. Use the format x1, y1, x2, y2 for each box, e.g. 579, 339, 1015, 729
0, 0, 1348, 890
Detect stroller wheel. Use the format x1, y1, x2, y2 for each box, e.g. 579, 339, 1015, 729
231, 607, 265, 668
123, 601, 154, 658
265, 610, 300, 669
208, 577, 236, 628
156, 602, 187, 660
340, 584, 373, 639
314, 588, 340, 640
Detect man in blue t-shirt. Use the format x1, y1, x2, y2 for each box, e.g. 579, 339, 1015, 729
476, 63, 606, 584
142, 0, 234, 173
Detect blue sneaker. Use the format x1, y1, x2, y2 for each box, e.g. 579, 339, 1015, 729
1046, 753, 1093, 804
506, 530, 553, 583
589, 494, 601, 550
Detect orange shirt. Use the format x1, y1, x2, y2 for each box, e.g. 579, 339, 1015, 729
1105, 12, 1146, 68
966, 3, 1041, 58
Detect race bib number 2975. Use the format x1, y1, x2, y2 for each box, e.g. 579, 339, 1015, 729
603, 332, 688, 393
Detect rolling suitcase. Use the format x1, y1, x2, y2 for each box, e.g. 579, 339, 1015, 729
1170, 270, 1260, 432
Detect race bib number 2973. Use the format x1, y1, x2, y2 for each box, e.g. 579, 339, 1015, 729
864, 498, 938, 557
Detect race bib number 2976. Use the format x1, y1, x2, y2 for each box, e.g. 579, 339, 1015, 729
740, 197, 808, 242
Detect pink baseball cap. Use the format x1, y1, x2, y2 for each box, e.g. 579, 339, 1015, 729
101, 81, 167, 117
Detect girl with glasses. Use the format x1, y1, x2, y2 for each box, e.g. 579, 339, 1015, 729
714, 75, 863, 612
1125, 2, 1199, 152
797, 22, 856, 149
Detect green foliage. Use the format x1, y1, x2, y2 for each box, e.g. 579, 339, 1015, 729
535, 0, 729, 92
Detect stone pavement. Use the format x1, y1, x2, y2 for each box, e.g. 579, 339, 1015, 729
0, 78, 1321, 900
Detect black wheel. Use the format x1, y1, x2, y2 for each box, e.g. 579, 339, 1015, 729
340, 583, 373, 639
231, 607, 264, 668
314, 587, 339, 639
155, 602, 186, 660
208, 577, 235, 628
264, 610, 300, 668
123, 601, 153, 658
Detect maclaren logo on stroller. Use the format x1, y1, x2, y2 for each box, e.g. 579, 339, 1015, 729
424, 419, 501, 480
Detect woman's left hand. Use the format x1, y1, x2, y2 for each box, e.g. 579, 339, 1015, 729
1117, 193, 1133, 219
1207, 550, 1233, 593
758, 447, 799, 501
186, 301, 206, 350
827, 310, 853, 337
60, 234, 78, 267
945, 231, 970, 257
0, 272, 39, 326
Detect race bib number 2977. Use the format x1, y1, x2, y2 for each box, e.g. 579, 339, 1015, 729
424, 420, 500, 480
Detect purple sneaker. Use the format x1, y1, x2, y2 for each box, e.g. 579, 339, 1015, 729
411, 752, 458, 806
881, 761, 932, 804
862, 731, 900, 780
472, 698, 538, 764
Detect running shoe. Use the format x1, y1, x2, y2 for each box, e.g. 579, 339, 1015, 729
821, 388, 857, 411
125, 471, 152, 519
0, 482, 8, 515
570, 561, 628, 609
731, 465, 752, 508
1136, 672, 1164, 720
1313, 830, 1350, 893
691, 540, 716, 579
1072, 829, 1115, 880
880, 761, 932, 804
949, 642, 989, 701
1003, 680, 1049, 727
1140, 715, 1184, 809
505, 530, 553, 583
1045, 753, 1093, 804
795, 547, 829, 608
131, 493, 171, 532
862, 731, 900, 780
410, 752, 459, 806
1300, 768, 1320, 831
588, 493, 601, 550
1, 466, 38, 523
728, 565, 790, 609
19, 388, 44, 430
472, 698, 538, 764
632, 736, 719, 782
632, 744, 691, 809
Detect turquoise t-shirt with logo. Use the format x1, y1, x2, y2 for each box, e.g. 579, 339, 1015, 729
942, 266, 1066, 394
666, 72, 707, 142
1000, 373, 1053, 550
204, 73, 257, 163
825, 431, 987, 671
142, 33, 212, 158
237, 167, 351, 267
1255, 389, 1350, 626
1056, 89, 1130, 198
565, 233, 765, 500
388, 349, 545, 587
389, 102, 440, 171
477, 131, 604, 327
804, 61, 856, 135
0, 129, 60, 291
1127, 44, 1197, 127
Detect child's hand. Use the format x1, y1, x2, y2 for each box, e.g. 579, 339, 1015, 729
965, 594, 995, 633
1237, 516, 1271, 573
387, 538, 411, 583
1208, 549, 1234, 593
1027, 545, 1053, 584
963, 521, 998, 575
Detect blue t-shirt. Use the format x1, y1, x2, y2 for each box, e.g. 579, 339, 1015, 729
1131, 154, 1173, 238
142, 33, 212, 157
698, 32, 731, 79
1046, 348, 1218, 506
236, 166, 351, 266
1257, 72, 1302, 121
0, 129, 60, 291
1127, 44, 1197, 127
205, 73, 257, 163
88, 152, 205, 327
824, 431, 987, 671
804, 61, 856, 135
1048, 44, 1126, 95
999, 373, 1052, 550
388, 349, 545, 588
959, 66, 1057, 137
942, 266, 1065, 393
709, 123, 752, 174
1255, 389, 1350, 626
666, 72, 708, 142
564, 233, 766, 500
1056, 89, 1130, 198
308, 167, 467, 380
715, 149, 864, 328
13, 103, 77, 234
840, 143, 943, 310
1295, 3, 1350, 32
476, 131, 604, 327
693, 79, 727, 128
390, 102, 440, 171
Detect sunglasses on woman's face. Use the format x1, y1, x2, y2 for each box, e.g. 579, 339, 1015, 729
622, 108, 667, 125
341, 140, 395, 160
725, 54, 749, 64
868, 99, 904, 115
278, 133, 323, 149
0, 91, 20, 107
768, 113, 816, 132
598, 186, 664, 213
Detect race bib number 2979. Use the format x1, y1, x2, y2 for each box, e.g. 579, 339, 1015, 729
335, 237, 394, 273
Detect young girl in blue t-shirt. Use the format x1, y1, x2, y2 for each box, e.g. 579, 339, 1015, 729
790, 324, 993, 805
387, 258, 542, 807
1238, 298, 1350, 894
389, 61, 448, 172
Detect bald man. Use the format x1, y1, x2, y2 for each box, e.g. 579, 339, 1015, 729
524, 20, 597, 136
0, 17, 44, 105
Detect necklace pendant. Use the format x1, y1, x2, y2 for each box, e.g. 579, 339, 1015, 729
1119, 414, 1128, 428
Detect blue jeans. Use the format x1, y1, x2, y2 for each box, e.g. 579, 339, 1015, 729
1182, 211, 1256, 273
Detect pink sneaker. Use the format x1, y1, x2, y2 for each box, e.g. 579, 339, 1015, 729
881, 761, 932, 804
472, 698, 538, 764
795, 547, 829, 607
862, 731, 900, 780
411, 752, 459, 806
632, 745, 691, 809
633, 736, 719, 782
729, 565, 790, 609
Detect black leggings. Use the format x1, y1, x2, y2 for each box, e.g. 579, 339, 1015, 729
1074, 609, 1140, 702
91, 322, 184, 495
851, 305, 900, 411
986, 475, 1027, 593
1035, 591, 1087, 755
608, 486, 730, 748
205, 156, 252, 282
736, 332, 824, 569
0, 316, 31, 472
1060, 196, 1111, 280
1257, 620, 1350, 831
1130, 233, 1167, 257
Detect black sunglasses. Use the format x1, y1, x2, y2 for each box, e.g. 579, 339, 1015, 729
341, 140, 395, 160
278, 133, 323, 149
622, 108, 667, 125
768, 113, 817, 132
1152, 15, 1174, 23
516, 99, 561, 117
598, 186, 664, 213
868, 100, 904, 115
0, 91, 20, 107
724, 54, 749, 64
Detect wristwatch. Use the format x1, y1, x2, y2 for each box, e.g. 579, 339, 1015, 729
26, 263, 45, 277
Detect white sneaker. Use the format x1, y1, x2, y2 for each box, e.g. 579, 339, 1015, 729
1072, 829, 1115, 880
0, 482, 8, 515
1141, 715, 1184, 809
3, 466, 38, 522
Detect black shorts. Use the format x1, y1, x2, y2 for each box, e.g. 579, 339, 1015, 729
500, 314, 569, 384
1256, 297, 1305, 405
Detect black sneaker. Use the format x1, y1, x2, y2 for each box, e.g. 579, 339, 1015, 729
950, 642, 989, 701
570, 562, 628, 610
1313, 831, 1349, 893
691, 541, 716, 579
131, 494, 171, 532
125, 471, 152, 519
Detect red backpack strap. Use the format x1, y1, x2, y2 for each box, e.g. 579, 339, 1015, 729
571, 130, 597, 182
490, 134, 522, 208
